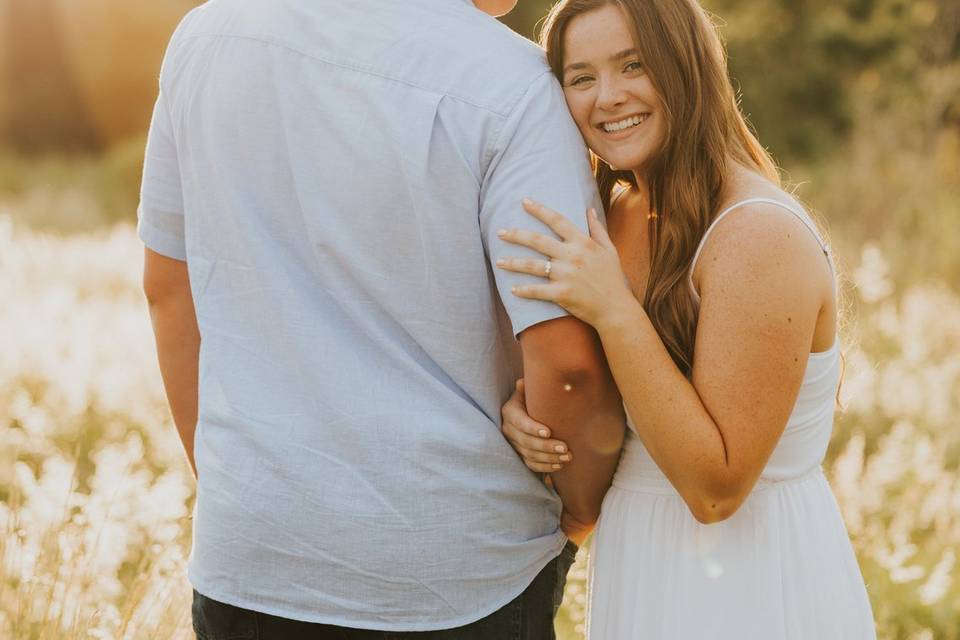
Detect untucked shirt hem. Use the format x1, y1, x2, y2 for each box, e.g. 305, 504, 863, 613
187, 532, 568, 632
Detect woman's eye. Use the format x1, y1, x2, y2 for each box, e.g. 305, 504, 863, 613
568, 75, 593, 87
624, 61, 644, 73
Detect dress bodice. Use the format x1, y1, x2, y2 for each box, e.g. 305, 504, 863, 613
617, 339, 840, 491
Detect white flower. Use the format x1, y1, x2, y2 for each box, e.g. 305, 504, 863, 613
919, 548, 955, 605
852, 244, 893, 304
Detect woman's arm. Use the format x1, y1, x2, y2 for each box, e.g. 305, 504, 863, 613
595, 205, 831, 522
498, 200, 834, 523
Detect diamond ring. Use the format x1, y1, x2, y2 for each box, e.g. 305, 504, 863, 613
544, 260, 552, 278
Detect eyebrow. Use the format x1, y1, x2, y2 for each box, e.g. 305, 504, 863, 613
562, 48, 640, 75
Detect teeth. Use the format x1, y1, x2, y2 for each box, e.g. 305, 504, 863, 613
602, 114, 648, 133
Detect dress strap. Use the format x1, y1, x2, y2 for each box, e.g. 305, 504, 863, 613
688, 197, 834, 301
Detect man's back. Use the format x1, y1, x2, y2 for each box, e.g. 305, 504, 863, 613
138, 0, 601, 629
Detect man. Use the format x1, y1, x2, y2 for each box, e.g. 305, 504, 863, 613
140, 0, 625, 637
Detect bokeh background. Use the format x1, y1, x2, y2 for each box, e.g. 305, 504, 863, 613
1, 0, 958, 638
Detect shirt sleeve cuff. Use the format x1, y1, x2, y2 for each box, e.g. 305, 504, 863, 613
507, 302, 571, 338
137, 216, 187, 261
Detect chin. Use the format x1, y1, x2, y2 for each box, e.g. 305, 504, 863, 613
595, 151, 647, 173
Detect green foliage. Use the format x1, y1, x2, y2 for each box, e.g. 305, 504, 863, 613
502, 0, 960, 165
714, 0, 959, 164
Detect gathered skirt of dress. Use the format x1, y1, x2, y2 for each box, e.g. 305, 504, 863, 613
586, 463, 876, 639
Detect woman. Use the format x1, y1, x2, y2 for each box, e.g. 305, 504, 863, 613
495, 0, 876, 637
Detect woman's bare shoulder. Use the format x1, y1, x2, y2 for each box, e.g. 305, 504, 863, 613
708, 167, 815, 251
696, 169, 831, 304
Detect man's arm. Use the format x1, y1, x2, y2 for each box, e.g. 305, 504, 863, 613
519, 316, 625, 537
476, 70, 625, 537
143, 248, 200, 478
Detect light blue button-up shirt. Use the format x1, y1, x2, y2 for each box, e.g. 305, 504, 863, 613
138, 0, 600, 630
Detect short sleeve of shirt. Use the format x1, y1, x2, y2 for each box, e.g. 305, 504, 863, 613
480, 71, 602, 337
137, 89, 186, 261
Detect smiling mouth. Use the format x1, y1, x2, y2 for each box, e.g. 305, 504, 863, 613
600, 113, 650, 133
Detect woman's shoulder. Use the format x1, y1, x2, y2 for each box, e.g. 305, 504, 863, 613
693, 179, 832, 301
716, 168, 807, 218
707, 169, 821, 256
705, 198, 818, 257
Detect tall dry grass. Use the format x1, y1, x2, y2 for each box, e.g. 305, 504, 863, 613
0, 218, 194, 639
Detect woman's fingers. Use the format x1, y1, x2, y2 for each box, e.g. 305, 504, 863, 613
521, 198, 584, 242
509, 283, 562, 302
496, 228, 564, 257
525, 459, 564, 474
496, 257, 552, 278
501, 375, 570, 471
502, 387, 540, 429
519, 441, 572, 462
515, 444, 571, 471
502, 419, 569, 455
521, 455, 570, 472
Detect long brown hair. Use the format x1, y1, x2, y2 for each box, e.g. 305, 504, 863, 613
540, 0, 779, 376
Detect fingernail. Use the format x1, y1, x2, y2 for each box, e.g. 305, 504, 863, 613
497, 229, 507, 237
538, 429, 549, 438
522, 198, 533, 206
496, 259, 505, 266
554, 445, 566, 453
511, 286, 518, 293
560, 454, 572, 462
552, 464, 562, 470
590, 208, 598, 218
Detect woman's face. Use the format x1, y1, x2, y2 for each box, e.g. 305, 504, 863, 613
560, 4, 666, 173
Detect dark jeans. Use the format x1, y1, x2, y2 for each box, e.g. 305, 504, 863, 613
193, 542, 578, 640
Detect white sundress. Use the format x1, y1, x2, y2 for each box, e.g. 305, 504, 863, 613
585, 198, 876, 639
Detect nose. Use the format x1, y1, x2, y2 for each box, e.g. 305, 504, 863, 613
596, 76, 627, 112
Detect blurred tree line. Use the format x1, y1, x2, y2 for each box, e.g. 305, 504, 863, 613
2, 0, 956, 163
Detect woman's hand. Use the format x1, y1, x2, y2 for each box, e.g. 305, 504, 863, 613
501, 379, 572, 473
496, 199, 635, 331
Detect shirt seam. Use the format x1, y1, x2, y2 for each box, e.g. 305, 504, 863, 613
170, 32, 521, 117
480, 69, 556, 179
